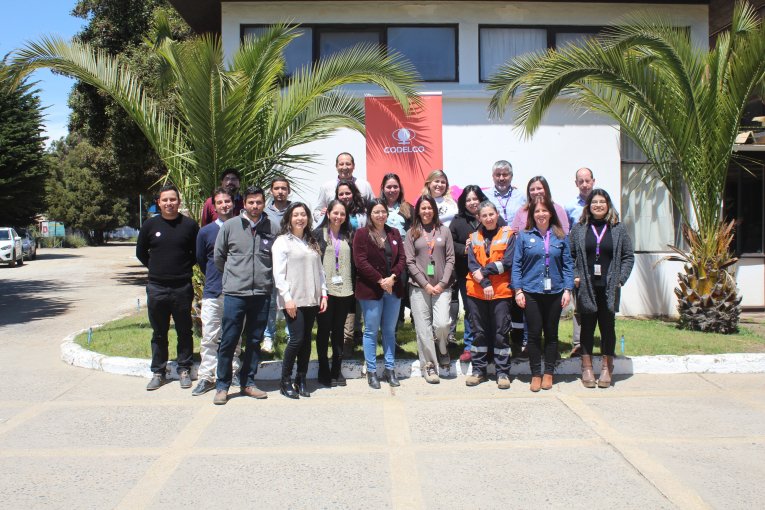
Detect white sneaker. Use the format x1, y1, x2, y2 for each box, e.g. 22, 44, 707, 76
262, 337, 273, 353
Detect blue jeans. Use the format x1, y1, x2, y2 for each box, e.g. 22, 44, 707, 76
359, 293, 401, 372
216, 294, 269, 391
457, 278, 474, 350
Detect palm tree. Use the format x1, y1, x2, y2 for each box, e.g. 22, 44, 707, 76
486, 1, 765, 333
10, 21, 419, 219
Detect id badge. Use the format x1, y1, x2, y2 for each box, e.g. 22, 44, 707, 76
331, 275, 343, 285
593, 264, 602, 276
427, 261, 435, 276
544, 278, 552, 291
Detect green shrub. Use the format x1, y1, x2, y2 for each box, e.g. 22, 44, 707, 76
63, 234, 88, 248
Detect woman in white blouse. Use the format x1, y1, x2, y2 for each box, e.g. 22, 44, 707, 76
421, 169, 458, 227
272, 202, 328, 399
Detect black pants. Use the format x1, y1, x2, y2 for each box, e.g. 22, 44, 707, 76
146, 281, 194, 374
316, 295, 354, 378
283, 306, 319, 377
580, 286, 617, 356
466, 296, 512, 376
510, 299, 525, 348
525, 292, 563, 376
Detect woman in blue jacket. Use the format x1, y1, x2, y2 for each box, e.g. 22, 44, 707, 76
512, 196, 574, 392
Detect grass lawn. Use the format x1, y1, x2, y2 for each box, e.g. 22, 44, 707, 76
75, 311, 765, 360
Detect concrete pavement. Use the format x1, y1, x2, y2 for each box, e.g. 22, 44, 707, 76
1, 245, 764, 509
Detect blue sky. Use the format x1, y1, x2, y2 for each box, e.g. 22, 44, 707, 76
1, 1, 87, 145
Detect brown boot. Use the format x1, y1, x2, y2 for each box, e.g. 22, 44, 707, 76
598, 355, 612, 388
581, 355, 596, 388
530, 376, 542, 392
541, 373, 553, 390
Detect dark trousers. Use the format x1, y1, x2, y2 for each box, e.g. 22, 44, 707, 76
466, 296, 512, 376
316, 295, 354, 378
216, 294, 270, 391
510, 299, 525, 348
525, 292, 563, 376
283, 306, 319, 377
146, 281, 194, 374
580, 286, 617, 356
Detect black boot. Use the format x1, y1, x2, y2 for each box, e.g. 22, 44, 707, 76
383, 368, 400, 387
317, 363, 332, 387
280, 375, 299, 399
294, 372, 310, 397
367, 371, 381, 389
331, 355, 345, 387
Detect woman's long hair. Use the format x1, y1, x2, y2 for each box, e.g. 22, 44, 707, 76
379, 172, 412, 219
578, 188, 620, 226
365, 198, 389, 248
409, 195, 442, 241
335, 179, 367, 216
525, 196, 565, 239
280, 202, 320, 253
421, 169, 453, 202
457, 185, 489, 217
525, 175, 554, 204
317, 199, 352, 237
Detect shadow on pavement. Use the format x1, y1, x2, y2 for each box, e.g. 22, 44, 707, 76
0, 279, 73, 327
34, 252, 83, 261
113, 267, 148, 287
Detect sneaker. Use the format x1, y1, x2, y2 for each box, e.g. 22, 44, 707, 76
424, 364, 440, 384
497, 374, 511, 390
465, 373, 486, 387
437, 352, 450, 367
439, 364, 450, 377
262, 337, 274, 353
241, 385, 268, 399
213, 389, 228, 405
192, 379, 216, 396
459, 350, 472, 362
146, 373, 166, 391
179, 370, 192, 389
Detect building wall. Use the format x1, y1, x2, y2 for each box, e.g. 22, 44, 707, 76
217, 1, 754, 315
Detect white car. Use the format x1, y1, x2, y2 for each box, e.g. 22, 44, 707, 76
0, 227, 24, 267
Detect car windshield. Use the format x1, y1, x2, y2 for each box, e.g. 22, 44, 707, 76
0, 231, 11, 240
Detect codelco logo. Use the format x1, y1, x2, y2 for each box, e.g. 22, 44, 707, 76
384, 127, 426, 154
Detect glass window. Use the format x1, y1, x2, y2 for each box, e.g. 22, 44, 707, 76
479, 28, 547, 81
242, 27, 313, 75
725, 159, 764, 254
318, 30, 382, 59
387, 26, 457, 81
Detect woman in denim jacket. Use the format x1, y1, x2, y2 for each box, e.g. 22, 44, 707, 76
512, 196, 574, 392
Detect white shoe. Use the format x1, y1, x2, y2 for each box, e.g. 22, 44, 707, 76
262, 337, 273, 353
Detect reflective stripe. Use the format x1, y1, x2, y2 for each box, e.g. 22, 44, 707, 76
470, 346, 489, 353
511, 321, 525, 329
494, 348, 512, 356
494, 261, 504, 274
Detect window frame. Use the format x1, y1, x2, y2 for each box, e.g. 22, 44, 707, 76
240, 23, 459, 82
725, 156, 765, 257
478, 25, 604, 83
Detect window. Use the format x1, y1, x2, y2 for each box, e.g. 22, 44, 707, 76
725, 155, 764, 255
620, 133, 679, 252
241, 24, 458, 82
479, 26, 602, 82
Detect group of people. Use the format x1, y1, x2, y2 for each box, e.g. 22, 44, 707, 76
136, 153, 634, 405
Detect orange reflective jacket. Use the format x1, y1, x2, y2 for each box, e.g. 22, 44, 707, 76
466, 226, 514, 300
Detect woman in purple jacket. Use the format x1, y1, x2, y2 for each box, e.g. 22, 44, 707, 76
352, 199, 407, 389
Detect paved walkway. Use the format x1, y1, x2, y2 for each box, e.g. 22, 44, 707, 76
1, 246, 764, 509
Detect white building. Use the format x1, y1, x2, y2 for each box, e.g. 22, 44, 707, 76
170, 1, 765, 314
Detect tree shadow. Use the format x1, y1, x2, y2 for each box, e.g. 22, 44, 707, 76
0, 279, 74, 326
33, 252, 83, 261
113, 268, 148, 287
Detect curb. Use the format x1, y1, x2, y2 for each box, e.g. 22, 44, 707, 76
61, 328, 765, 380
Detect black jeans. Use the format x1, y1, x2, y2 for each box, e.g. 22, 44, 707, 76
580, 286, 617, 356
146, 280, 194, 375
283, 306, 319, 377
216, 294, 270, 391
466, 296, 512, 376
316, 295, 354, 378
525, 292, 563, 376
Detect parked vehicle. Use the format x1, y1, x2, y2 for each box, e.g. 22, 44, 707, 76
17, 228, 37, 260
0, 228, 24, 267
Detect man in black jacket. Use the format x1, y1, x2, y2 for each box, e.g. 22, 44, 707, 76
136, 184, 199, 391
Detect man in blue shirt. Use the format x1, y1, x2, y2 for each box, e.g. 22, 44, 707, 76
564, 167, 595, 357
487, 160, 526, 225
192, 188, 241, 396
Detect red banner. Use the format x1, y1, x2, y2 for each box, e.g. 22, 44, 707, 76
365, 94, 443, 204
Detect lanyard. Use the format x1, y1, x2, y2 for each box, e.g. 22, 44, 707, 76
329, 229, 342, 271
422, 227, 436, 259
543, 230, 551, 275
591, 224, 607, 261
496, 190, 511, 221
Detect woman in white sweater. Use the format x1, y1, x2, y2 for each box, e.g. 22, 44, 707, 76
272, 202, 328, 399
